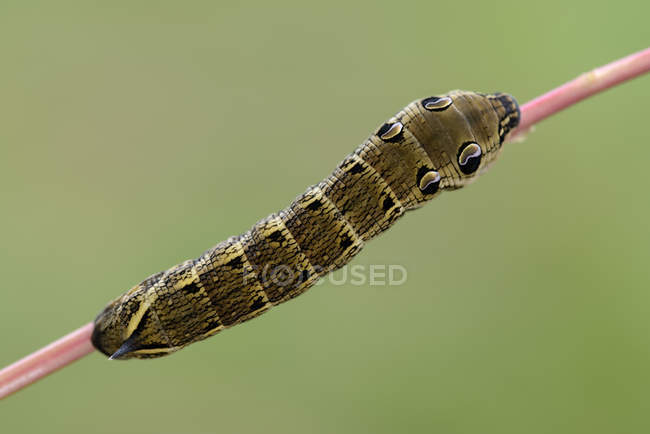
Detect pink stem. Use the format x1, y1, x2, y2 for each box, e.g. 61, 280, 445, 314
511, 46, 650, 138
1, 47, 649, 402
0, 322, 95, 400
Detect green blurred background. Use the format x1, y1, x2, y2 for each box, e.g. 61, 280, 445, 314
1, 1, 649, 433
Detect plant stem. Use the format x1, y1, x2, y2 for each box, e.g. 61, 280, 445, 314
0, 323, 95, 400
1, 46, 649, 401
510, 46, 650, 138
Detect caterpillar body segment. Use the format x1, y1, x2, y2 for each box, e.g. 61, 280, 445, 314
92, 90, 520, 359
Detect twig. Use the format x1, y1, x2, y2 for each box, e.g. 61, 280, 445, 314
510, 47, 650, 139
1, 46, 649, 401
0, 323, 95, 400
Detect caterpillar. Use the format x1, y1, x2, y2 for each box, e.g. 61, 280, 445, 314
91, 90, 520, 359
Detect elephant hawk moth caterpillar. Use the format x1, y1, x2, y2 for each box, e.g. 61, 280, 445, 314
91, 90, 520, 359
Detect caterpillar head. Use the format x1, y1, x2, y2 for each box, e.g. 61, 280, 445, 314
408, 91, 520, 195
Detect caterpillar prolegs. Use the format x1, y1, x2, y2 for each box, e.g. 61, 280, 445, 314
92, 90, 520, 359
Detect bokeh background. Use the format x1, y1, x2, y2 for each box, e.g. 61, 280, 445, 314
1, 1, 649, 433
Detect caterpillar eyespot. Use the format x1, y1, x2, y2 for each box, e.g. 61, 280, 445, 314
92, 90, 520, 359
378, 121, 404, 142
457, 142, 483, 174
417, 168, 441, 195
422, 96, 453, 111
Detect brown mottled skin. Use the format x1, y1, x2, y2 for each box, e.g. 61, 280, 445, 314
92, 91, 520, 359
